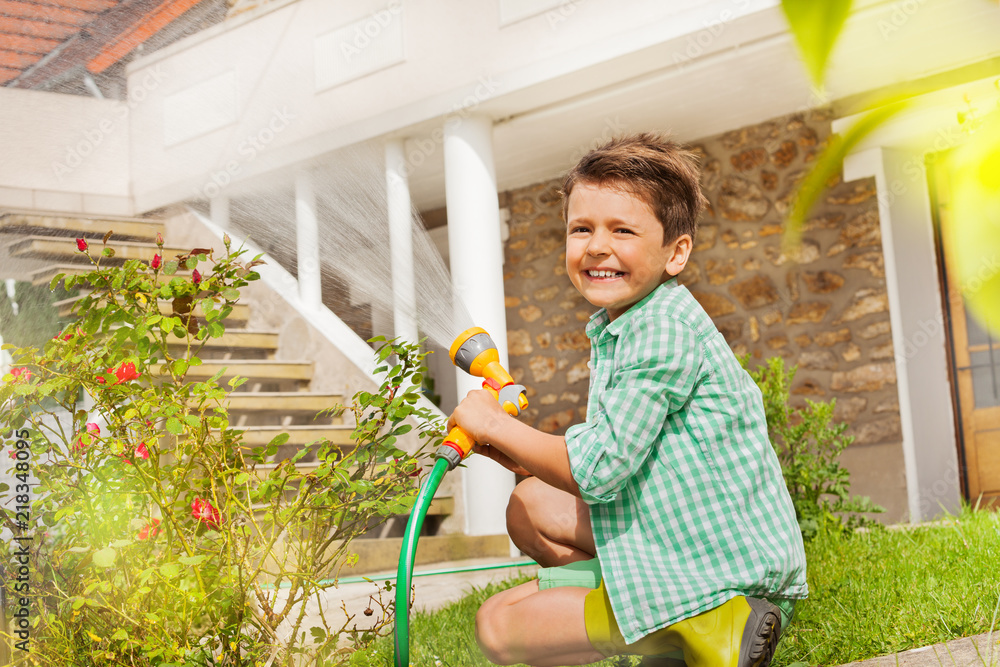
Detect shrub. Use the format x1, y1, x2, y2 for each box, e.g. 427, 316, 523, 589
744, 355, 883, 539
0, 235, 441, 665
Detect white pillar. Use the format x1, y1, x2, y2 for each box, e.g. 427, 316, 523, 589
385, 139, 419, 345
210, 195, 230, 230
844, 147, 961, 523
443, 115, 516, 543
295, 169, 322, 309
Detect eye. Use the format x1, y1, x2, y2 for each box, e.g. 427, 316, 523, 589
568, 225, 590, 234
614, 227, 635, 235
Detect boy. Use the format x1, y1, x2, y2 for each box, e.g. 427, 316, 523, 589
448, 133, 807, 667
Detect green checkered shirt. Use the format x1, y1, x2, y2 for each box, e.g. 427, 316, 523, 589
565, 278, 808, 644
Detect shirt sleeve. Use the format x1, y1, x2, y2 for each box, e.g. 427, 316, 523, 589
565, 315, 705, 504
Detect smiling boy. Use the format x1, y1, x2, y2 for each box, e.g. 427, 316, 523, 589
448, 133, 807, 667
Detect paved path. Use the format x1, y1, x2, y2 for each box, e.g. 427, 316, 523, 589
838, 633, 1000, 666
270, 556, 539, 645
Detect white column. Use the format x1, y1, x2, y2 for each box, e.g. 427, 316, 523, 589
210, 195, 230, 230
844, 147, 961, 523
443, 115, 516, 544
295, 169, 322, 309
385, 139, 419, 345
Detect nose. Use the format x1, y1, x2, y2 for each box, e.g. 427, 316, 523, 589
587, 228, 611, 256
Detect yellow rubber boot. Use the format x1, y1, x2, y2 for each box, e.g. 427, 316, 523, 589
653, 596, 781, 667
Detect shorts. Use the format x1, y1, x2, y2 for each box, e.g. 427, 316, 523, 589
537, 558, 796, 659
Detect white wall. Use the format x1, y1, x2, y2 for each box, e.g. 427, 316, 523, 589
0, 88, 131, 216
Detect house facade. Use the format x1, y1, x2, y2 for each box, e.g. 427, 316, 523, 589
2, 0, 999, 547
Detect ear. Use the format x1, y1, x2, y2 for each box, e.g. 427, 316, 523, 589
665, 234, 693, 276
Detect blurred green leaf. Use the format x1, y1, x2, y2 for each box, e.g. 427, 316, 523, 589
781, 0, 852, 88
785, 97, 909, 248
949, 111, 1000, 330
93, 547, 116, 568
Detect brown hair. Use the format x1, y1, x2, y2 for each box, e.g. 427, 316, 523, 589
561, 132, 707, 244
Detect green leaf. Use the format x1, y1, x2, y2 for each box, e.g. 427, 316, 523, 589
72, 597, 86, 610
234, 472, 249, 485
159, 563, 180, 578
178, 555, 206, 566
164, 261, 178, 275
165, 417, 184, 435
185, 257, 198, 270
93, 547, 116, 568
111, 628, 128, 641
780, 0, 852, 88
784, 97, 909, 246
268, 432, 290, 447
110, 539, 132, 548
948, 111, 1000, 330
172, 359, 189, 375
49, 273, 66, 290
222, 288, 240, 300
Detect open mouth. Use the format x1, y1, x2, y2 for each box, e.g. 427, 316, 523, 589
586, 269, 625, 278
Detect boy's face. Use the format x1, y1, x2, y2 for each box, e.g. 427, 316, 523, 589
565, 182, 691, 321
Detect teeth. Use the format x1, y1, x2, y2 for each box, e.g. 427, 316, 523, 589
588, 270, 621, 278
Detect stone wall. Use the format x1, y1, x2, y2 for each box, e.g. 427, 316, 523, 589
500, 109, 910, 522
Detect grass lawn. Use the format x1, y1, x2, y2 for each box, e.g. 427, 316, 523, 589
348, 507, 1000, 667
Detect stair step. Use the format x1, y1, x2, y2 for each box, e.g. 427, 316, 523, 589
150, 360, 314, 382
7, 236, 196, 264
29, 263, 194, 287
54, 296, 250, 325
0, 211, 164, 242
169, 331, 279, 353
235, 424, 355, 448
224, 392, 343, 414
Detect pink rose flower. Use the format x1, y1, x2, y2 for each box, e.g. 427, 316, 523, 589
151, 254, 161, 270
8, 367, 31, 383
191, 497, 222, 530
74, 422, 101, 450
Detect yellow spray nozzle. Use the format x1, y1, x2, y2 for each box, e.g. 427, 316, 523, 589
440, 327, 530, 468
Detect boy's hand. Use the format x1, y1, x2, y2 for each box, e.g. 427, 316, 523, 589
449, 390, 531, 475
448, 388, 512, 449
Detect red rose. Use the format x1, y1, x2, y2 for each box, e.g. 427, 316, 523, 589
192, 269, 202, 285
111, 361, 140, 384
191, 497, 222, 530
8, 367, 31, 383
151, 254, 161, 270
137, 518, 161, 541
76, 238, 88, 252
135, 442, 150, 460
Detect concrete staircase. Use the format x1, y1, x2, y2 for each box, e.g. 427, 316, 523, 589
0, 210, 515, 572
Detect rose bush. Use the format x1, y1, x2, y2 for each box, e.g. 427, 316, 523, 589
0, 234, 441, 666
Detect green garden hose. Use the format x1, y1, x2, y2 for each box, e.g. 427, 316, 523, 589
394, 456, 451, 667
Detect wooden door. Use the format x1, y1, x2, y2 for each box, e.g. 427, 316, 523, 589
932, 157, 1000, 504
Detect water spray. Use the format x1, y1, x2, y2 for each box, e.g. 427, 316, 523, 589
394, 327, 528, 667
